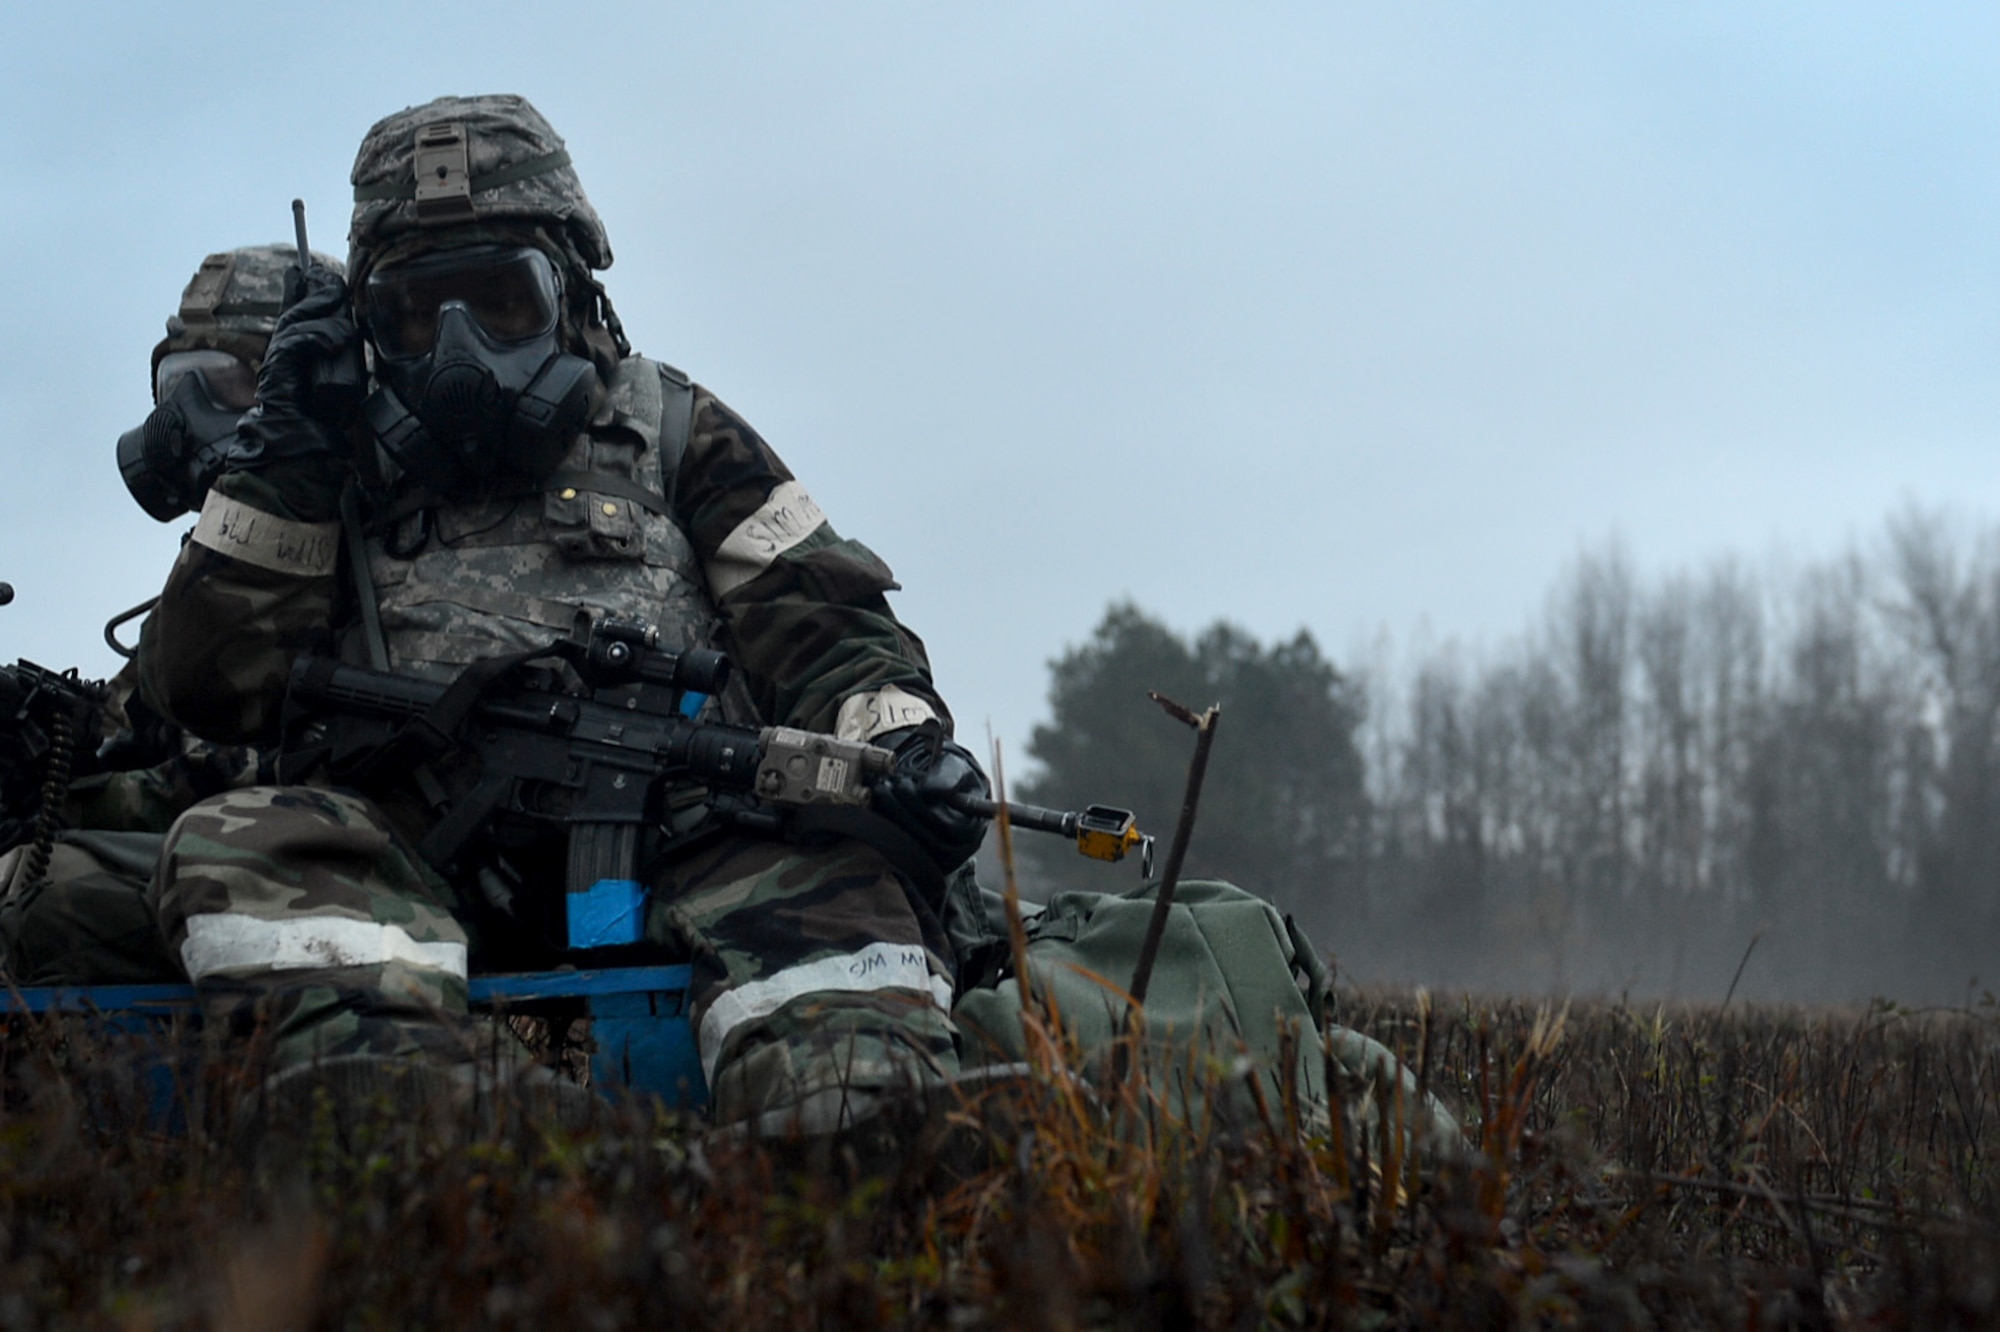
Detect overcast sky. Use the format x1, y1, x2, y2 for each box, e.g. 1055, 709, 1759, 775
2, 3, 1996, 773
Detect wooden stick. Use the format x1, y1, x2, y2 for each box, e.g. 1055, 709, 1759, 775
1127, 694, 1221, 1011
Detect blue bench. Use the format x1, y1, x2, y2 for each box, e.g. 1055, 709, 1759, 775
3, 963, 707, 1115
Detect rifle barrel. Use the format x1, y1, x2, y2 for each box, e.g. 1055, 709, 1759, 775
948, 793, 1078, 837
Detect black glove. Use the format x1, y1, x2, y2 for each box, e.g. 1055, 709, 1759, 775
232, 262, 360, 469
871, 721, 990, 875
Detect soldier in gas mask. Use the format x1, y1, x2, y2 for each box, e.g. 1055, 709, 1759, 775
137, 95, 986, 1137
0, 246, 316, 987
117, 243, 342, 524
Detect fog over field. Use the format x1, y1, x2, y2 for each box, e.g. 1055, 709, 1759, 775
3, 5, 1996, 1002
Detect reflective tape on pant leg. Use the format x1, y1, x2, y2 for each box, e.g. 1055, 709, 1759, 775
697, 941, 954, 1085
179, 912, 469, 981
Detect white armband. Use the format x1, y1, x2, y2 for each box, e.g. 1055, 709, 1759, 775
835, 684, 939, 742
190, 490, 339, 577
706, 481, 827, 599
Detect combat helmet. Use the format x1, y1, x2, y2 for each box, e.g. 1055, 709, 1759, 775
150, 243, 343, 394
347, 94, 612, 290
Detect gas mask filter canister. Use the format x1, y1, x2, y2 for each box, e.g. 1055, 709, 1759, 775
116, 349, 259, 521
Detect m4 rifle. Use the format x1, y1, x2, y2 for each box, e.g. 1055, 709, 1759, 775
280, 618, 1149, 949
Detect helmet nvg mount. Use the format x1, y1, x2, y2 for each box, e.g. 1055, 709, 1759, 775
347, 94, 611, 285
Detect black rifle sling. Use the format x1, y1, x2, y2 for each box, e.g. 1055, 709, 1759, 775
415, 769, 516, 871
343, 646, 539, 780
535, 363, 692, 518
340, 481, 390, 670
653, 362, 694, 517
540, 469, 667, 516
304, 642, 563, 867
382, 638, 623, 873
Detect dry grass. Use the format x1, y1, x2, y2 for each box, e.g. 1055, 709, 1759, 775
1, 988, 1998, 1329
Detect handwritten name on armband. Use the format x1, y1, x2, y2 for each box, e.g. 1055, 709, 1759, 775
191, 492, 339, 578
707, 480, 828, 598
835, 684, 939, 742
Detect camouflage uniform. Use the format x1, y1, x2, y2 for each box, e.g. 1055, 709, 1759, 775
0, 713, 264, 985
140, 96, 962, 1125
0, 249, 299, 986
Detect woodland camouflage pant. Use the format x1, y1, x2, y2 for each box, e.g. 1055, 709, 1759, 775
151, 787, 481, 1069
150, 785, 959, 1120
0, 744, 264, 987
648, 833, 959, 1124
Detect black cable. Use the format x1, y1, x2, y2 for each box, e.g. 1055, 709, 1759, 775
20, 705, 76, 893
102, 596, 160, 660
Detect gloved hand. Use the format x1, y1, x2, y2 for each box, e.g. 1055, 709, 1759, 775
871, 721, 991, 875
198, 262, 359, 521
233, 262, 360, 468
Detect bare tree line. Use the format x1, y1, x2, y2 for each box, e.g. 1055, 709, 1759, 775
1353, 509, 2000, 1004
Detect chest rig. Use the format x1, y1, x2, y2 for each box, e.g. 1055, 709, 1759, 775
345, 357, 735, 711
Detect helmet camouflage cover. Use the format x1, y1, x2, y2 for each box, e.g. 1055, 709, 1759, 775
347, 94, 611, 285
152, 243, 342, 393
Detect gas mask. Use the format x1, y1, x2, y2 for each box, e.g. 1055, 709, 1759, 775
359, 244, 598, 494
116, 349, 259, 521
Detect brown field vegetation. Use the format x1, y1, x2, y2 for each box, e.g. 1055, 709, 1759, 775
1, 988, 1997, 1330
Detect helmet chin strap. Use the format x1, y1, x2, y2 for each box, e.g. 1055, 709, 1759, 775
584, 273, 630, 360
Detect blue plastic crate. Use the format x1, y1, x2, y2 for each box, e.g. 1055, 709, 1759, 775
2, 963, 707, 1117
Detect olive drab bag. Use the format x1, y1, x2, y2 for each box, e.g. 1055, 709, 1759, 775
0, 831, 180, 985
949, 876, 1463, 1155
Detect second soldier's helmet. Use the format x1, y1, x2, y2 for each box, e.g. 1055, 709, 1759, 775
148, 242, 338, 387
119, 244, 343, 522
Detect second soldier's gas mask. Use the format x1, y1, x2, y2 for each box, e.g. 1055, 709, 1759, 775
358, 244, 598, 495
116, 349, 259, 522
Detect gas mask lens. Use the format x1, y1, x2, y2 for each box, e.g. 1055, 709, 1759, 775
363, 246, 562, 360
154, 349, 257, 411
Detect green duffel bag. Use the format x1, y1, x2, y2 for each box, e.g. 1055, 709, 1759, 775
949, 876, 1463, 1157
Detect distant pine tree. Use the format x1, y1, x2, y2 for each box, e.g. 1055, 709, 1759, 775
1013, 602, 1368, 929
